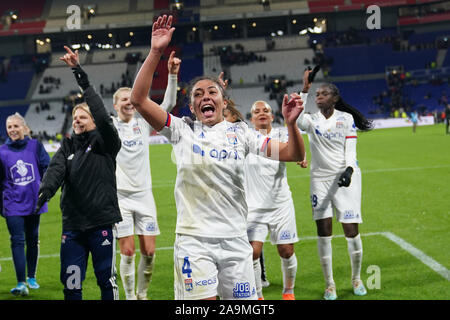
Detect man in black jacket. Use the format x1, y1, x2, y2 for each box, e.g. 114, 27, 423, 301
36, 46, 122, 300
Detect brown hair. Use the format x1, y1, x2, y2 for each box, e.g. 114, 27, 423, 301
224, 99, 244, 122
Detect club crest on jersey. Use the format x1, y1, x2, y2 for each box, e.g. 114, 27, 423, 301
226, 132, 238, 145
133, 125, 141, 135
184, 278, 193, 291
336, 121, 344, 129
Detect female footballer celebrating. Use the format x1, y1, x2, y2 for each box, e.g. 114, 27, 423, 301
298, 70, 372, 300
130, 15, 306, 300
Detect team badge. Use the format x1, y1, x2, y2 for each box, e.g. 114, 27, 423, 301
133, 125, 141, 135
336, 121, 344, 128
226, 132, 238, 145
185, 278, 193, 291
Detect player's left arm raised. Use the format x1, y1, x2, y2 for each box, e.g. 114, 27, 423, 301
266, 93, 305, 162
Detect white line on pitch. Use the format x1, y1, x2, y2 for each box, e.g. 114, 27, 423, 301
1, 231, 448, 282
381, 231, 450, 281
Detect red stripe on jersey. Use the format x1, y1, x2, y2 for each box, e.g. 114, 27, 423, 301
165, 113, 171, 127
260, 137, 271, 152
346, 136, 357, 139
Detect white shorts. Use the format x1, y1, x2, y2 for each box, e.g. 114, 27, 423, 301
247, 199, 299, 245
173, 234, 257, 300
115, 189, 160, 238
310, 170, 362, 224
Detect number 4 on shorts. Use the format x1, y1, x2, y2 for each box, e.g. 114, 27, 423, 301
182, 256, 193, 278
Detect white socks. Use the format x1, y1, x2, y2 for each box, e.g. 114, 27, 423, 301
137, 253, 155, 300
345, 234, 363, 282
281, 254, 297, 294
120, 254, 136, 300
253, 259, 263, 299
317, 236, 335, 288
120, 253, 155, 300
318, 234, 363, 287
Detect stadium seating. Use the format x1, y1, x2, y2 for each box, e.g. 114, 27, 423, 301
229, 49, 318, 84
0, 71, 34, 100
0, 0, 45, 20
324, 45, 438, 76
24, 102, 67, 137
31, 63, 129, 100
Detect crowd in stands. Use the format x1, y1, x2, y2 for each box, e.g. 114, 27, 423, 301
100, 70, 133, 95
211, 44, 267, 67
38, 76, 61, 94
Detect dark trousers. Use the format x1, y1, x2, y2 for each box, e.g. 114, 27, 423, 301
5, 214, 41, 283
60, 225, 119, 300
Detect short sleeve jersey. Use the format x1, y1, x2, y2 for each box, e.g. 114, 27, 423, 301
244, 127, 292, 210
298, 109, 357, 180
159, 115, 270, 238
113, 116, 152, 191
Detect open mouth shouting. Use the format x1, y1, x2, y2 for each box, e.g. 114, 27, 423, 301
201, 104, 216, 118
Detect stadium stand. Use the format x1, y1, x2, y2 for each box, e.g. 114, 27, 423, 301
0, 0, 448, 141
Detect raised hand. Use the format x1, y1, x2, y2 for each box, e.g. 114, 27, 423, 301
151, 15, 175, 54
218, 72, 229, 89
59, 45, 79, 67
282, 93, 304, 125
168, 50, 181, 74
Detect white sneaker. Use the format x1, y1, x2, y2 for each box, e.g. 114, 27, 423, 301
261, 280, 270, 288
352, 279, 367, 296
323, 286, 337, 300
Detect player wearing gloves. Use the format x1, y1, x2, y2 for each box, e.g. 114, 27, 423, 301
36, 46, 122, 300
297, 68, 373, 300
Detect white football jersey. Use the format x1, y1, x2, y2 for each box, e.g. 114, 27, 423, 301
297, 105, 358, 181
112, 74, 177, 192
244, 127, 292, 211
113, 117, 152, 191
159, 115, 270, 238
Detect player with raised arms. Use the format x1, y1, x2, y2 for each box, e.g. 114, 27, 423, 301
113, 50, 180, 300
297, 68, 373, 300
130, 15, 306, 300
245, 99, 302, 300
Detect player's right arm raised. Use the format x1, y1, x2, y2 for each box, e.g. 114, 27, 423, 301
130, 15, 175, 131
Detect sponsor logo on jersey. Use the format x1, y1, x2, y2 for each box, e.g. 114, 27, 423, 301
315, 129, 344, 140
123, 139, 143, 147
195, 277, 217, 287
233, 282, 251, 298
192, 144, 241, 161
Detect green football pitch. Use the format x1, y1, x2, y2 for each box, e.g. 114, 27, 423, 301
0, 123, 449, 300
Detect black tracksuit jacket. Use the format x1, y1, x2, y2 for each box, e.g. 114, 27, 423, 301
39, 85, 122, 231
